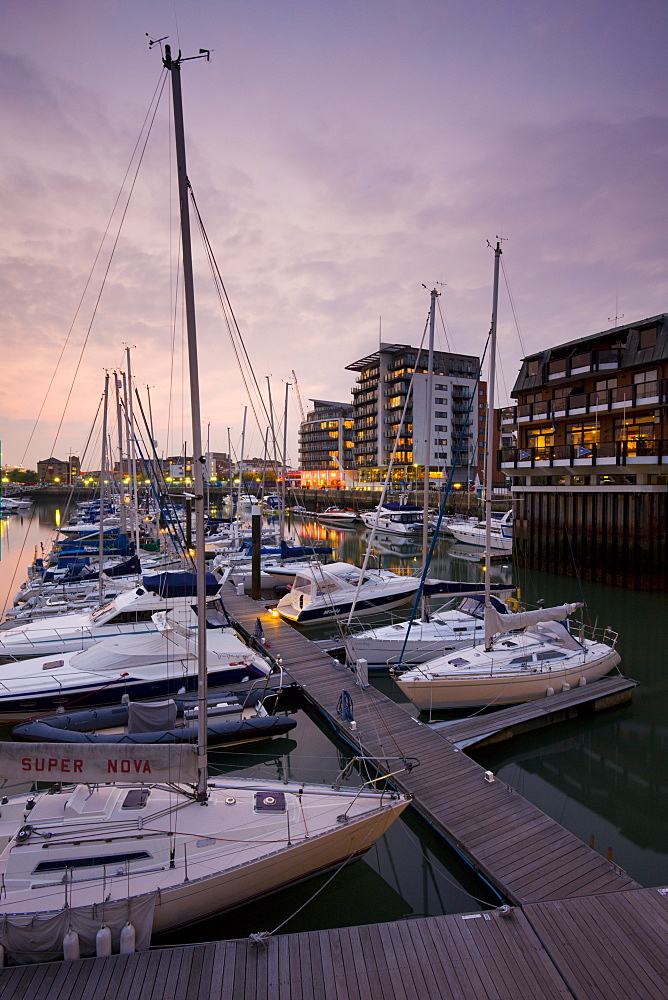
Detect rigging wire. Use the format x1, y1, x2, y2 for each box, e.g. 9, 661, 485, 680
20, 69, 168, 470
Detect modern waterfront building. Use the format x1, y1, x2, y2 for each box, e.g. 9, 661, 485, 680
345, 343, 485, 490
298, 399, 356, 489
500, 313, 668, 589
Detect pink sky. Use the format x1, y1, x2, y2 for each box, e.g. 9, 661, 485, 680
1, 0, 666, 470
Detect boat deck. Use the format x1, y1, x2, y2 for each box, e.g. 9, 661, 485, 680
3, 885, 668, 999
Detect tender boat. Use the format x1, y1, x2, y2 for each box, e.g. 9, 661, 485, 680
11, 688, 296, 746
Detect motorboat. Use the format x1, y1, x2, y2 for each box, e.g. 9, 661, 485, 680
0, 612, 276, 723
336, 592, 514, 668
275, 561, 421, 624
317, 506, 359, 527
448, 509, 513, 552
360, 502, 424, 535
0, 571, 223, 659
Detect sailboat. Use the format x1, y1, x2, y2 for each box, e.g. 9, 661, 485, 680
0, 44, 409, 964
394, 243, 621, 710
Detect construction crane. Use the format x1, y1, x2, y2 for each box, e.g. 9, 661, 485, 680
291, 369, 305, 422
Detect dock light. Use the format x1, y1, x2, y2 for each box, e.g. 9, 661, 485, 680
269, 609, 280, 618
484, 771, 494, 782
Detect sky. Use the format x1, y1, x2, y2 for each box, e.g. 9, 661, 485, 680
1, 0, 667, 471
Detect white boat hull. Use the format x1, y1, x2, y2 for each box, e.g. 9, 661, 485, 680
396, 648, 621, 710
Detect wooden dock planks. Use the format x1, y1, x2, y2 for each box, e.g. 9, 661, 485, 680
223, 585, 638, 906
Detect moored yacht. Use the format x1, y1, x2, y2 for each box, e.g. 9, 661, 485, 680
275, 561, 420, 624
0, 572, 222, 659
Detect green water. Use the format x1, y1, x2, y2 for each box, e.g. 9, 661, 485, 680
1, 501, 666, 945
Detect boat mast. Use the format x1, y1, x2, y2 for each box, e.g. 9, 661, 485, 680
421, 288, 437, 620
164, 43, 209, 799
484, 241, 502, 650
98, 372, 110, 604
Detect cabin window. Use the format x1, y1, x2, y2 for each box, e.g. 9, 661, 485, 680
535, 651, 567, 661
510, 655, 532, 665
122, 789, 151, 809
34, 851, 152, 873
90, 601, 117, 622
106, 609, 164, 624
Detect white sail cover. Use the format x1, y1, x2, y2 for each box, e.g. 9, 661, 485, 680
0, 743, 197, 786
486, 602, 583, 640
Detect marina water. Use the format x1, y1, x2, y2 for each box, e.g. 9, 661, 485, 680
0, 500, 666, 945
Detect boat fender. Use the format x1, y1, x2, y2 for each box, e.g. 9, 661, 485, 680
119, 922, 136, 954
545, 687, 554, 697
578, 676, 587, 687
63, 928, 80, 961
562, 682, 570, 692
96, 925, 112, 957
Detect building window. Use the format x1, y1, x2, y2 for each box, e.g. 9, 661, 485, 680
566, 422, 600, 445
614, 413, 655, 443
526, 426, 555, 448
526, 360, 539, 376
638, 327, 657, 350
633, 369, 657, 384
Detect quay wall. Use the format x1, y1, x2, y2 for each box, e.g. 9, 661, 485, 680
513, 488, 668, 592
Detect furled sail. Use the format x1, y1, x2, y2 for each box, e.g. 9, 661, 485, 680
485, 602, 583, 642
0, 742, 197, 786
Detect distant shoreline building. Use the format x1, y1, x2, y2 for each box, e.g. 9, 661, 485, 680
37, 457, 79, 484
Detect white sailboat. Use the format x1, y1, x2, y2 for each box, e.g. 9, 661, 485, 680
0, 44, 409, 964
394, 242, 621, 710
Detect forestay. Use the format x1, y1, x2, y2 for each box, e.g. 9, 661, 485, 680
0, 742, 197, 785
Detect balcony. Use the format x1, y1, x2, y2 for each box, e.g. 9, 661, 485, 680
512, 379, 666, 423
545, 348, 623, 382
501, 438, 667, 470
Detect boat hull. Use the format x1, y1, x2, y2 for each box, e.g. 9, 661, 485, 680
396, 649, 621, 710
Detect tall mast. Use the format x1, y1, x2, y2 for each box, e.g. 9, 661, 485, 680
125, 355, 140, 554
421, 288, 437, 620
98, 373, 110, 604
484, 241, 502, 650
115, 374, 127, 535
164, 43, 208, 799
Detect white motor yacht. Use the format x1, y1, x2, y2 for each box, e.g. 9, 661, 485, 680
0, 612, 275, 723
339, 592, 514, 668
0, 572, 222, 658
360, 503, 423, 536
276, 562, 420, 624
